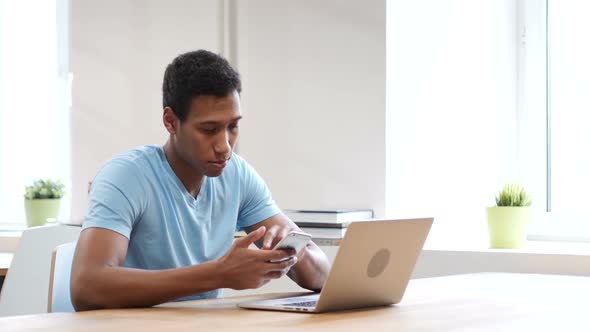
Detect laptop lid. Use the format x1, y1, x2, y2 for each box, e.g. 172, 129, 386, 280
314, 218, 433, 312
239, 218, 433, 313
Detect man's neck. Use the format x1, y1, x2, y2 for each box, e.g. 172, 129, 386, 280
163, 141, 204, 198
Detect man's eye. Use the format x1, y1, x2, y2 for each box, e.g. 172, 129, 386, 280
229, 125, 239, 132
202, 128, 217, 134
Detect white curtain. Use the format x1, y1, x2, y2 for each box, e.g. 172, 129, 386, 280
0, 0, 70, 225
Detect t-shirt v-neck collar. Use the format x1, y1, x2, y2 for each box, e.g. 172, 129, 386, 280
158, 146, 206, 207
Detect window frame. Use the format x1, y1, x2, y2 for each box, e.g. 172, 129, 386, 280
523, 0, 590, 242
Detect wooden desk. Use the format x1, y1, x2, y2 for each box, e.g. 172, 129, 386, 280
1, 273, 589, 331
0, 252, 12, 277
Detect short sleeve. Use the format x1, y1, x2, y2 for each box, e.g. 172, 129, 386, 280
83, 158, 147, 239
236, 155, 280, 231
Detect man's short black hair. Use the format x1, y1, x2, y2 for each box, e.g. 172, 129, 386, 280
162, 50, 242, 122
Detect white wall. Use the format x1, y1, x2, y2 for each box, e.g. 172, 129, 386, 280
225, 244, 590, 297
70, 0, 386, 220
236, 0, 386, 216
414, 249, 590, 279
70, 0, 222, 220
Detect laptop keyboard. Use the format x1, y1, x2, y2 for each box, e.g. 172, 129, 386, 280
282, 300, 317, 308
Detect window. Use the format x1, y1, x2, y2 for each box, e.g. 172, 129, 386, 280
547, 1, 590, 214
386, 0, 521, 246
386, 0, 590, 245
0, 0, 71, 226
525, 0, 590, 241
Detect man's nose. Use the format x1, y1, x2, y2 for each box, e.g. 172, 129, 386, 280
214, 131, 232, 156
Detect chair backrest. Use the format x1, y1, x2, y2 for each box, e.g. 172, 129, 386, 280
47, 242, 77, 313
0, 224, 80, 317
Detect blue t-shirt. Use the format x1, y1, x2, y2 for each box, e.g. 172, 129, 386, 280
82, 145, 280, 300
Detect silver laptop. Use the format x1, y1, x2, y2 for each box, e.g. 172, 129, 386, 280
239, 218, 433, 313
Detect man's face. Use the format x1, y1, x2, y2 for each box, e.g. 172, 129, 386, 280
173, 91, 241, 177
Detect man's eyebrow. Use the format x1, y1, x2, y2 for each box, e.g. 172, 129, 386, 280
198, 116, 243, 125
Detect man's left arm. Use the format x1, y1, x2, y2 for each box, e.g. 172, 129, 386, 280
244, 213, 330, 291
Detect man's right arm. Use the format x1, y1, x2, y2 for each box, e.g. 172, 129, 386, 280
70, 226, 296, 311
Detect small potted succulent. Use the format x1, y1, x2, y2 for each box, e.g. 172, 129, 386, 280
486, 184, 532, 248
24, 179, 65, 227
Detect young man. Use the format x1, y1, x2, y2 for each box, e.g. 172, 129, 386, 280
70, 50, 330, 311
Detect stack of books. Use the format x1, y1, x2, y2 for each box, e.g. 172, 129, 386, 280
284, 209, 374, 229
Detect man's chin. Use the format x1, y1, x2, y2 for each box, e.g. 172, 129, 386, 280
205, 168, 225, 177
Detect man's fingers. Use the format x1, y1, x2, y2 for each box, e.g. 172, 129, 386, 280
264, 271, 286, 280
258, 247, 295, 262
262, 227, 278, 249
236, 226, 266, 248
266, 256, 298, 271
285, 248, 297, 257
264, 258, 297, 279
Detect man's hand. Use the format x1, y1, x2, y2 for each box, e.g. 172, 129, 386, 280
260, 224, 308, 262
261, 223, 297, 250
217, 226, 298, 290
245, 214, 331, 292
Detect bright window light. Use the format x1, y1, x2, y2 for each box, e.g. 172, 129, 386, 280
0, 0, 70, 225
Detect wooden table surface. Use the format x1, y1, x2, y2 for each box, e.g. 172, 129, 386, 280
1, 273, 589, 331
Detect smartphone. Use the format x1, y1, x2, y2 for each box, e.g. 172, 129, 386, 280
269, 231, 312, 263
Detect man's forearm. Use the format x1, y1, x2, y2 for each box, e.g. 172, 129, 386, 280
288, 244, 330, 291
71, 261, 222, 311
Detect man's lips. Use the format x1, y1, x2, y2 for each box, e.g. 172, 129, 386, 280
209, 160, 228, 168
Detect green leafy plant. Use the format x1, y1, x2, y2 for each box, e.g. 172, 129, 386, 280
495, 184, 532, 207
24, 179, 65, 200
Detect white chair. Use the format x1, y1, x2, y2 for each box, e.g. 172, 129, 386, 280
0, 224, 80, 316
47, 242, 77, 312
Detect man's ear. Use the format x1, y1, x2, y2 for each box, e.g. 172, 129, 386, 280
163, 107, 178, 134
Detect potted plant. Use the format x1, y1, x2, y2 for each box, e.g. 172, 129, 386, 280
486, 184, 532, 249
24, 179, 65, 227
